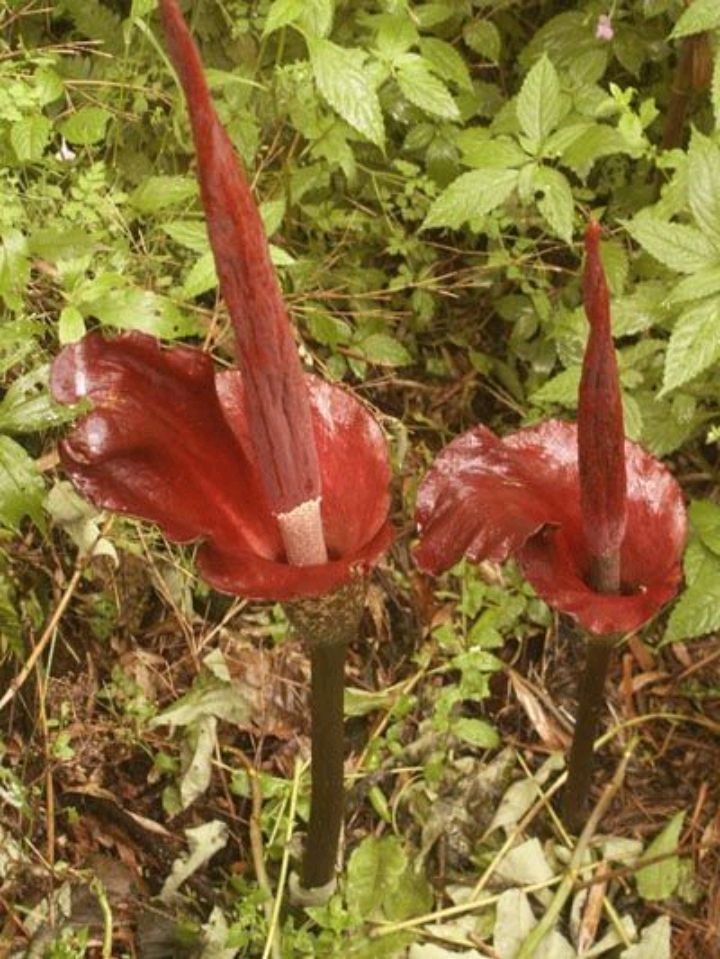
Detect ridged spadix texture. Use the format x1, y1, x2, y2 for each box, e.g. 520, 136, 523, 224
414, 223, 686, 636
160, 0, 319, 516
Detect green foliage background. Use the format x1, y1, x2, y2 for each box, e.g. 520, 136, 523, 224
2, 0, 720, 951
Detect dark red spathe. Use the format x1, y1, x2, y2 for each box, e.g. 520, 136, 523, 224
52, 332, 392, 600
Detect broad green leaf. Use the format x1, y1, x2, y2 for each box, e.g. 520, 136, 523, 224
456, 130, 527, 169
299, 0, 334, 37
671, 0, 720, 38
58, 306, 86, 345
182, 251, 217, 298
263, 0, 304, 35
373, 14, 418, 60
28, 227, 96, 262
358, 333, 412, 367
689, 500, 720, 555
463, 20, 501, 63
128, 176, 198, 214
661, 300, 720, 394
346, 836, 407, 918
396, 54, 460, 120
687, 132, 720, 243
151, 673, 251, 728
530, 366, 581, 406
562, 124, 628, 179
10, 115, 52, 163
532, 167, 574, 243
423, 168, 519, 230
0, 366, 75, 434
625, 216, 720, 273
621, 917, 671, 959
80, 282, 200, 339
384, 866, 433, 923
662, 563, 720, 644
0, 231, 30, 310
162, 220, 208, 253
59, 106, 111, 145
418, 37, 473, 91
260, 198, 286, 236
0, 436, 44, 529
636, 812, 685, 901
516, 55, 562, 147
667, 266, 720, 305
453, 717, 499, 749
309, 39, 385, 147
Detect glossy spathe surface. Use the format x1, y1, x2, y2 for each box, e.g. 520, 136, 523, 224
52, 332, 392, 600
414, 419, 686, 634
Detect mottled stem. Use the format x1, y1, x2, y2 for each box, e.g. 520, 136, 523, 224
302, 641, 347, 890
562, 638, 614, 833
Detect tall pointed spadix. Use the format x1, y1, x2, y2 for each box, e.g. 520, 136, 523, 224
159, 0, 326, 565
578, 221, 627, 595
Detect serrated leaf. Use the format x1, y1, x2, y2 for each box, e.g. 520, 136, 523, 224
423, 168, 519, 230
263, 0, 304, 35
636, 812, 685, 901
396, 54, 460, 120
346, 836, 407, 918
358, 333, 412, 367
11, 115, 52, 163
561, 123, 628, 179
661, 300, 720, 395
59, 106, 111, 146
299, 0, 334, 37
309, 39, 384, 147
666, 265, 720, 305
625, 216, 720, 273
531, 366, 581, 406
463, 20, 501, 63
162, 220, 208, 253
456, 130, 527, 169
59, 306, 86, 345
662, 564, 720, 644
516, 55, 562, 147
533, 167, 574, 243
687, 132, 720, 243
81, 282, 199, 339
0, 436, 44, 529
671, 0, 720, 38
129, 176, 198, 214
689, 499, 720, 555
182, 251, 218, 298
418, 37, 473, 91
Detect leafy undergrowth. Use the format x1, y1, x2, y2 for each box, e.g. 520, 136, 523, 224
3, 0, 720, 956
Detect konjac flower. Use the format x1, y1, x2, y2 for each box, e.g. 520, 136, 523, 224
51, 0, 392, 894
415, 224, 686, 636
414, 220, 686, 830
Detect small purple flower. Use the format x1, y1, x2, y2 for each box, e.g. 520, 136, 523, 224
596, 14, 614, 42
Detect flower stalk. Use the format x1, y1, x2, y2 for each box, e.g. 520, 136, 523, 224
563, 221, 625, 830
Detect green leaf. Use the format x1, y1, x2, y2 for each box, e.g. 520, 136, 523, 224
59, 106, 112, 146
0, 231, 30, 310
713, 53, 720, 129
561, 123, 628, 179
456, 130, 527, 169
625, 216, 720, 274
532, 167, 574, 243
0, 366, 75, 434
162, 220, 208, 253
309, 39, 385, 147
661, 300, 720, 395
671, 0, 720, 38
346, 836, 407, 918
621, 917, 671, 959
128, 176, 198, 214
151, 673, 251, 728
662, 563, 720, 644
59, 306, 86, 345
453, 717, 499, 749
516, 55, 562, 147
530, 366, 581, 406
80, 281, 200, 339
10, 115, 52, 163
0, 436, 44, 529
689, 500, 720, 555
636, 812, 685, 901
422, 168, 519, 230
418, 38, 473, 91
358, 333, 412, 367
395, 54, 460, 120
46, 481, 117, 563
687, 132, 720, 243
666, 266, 720, 305
463, 20, 501, 63
263, 0, 304, 36
182, 251, 218, 298
298, 0, 334, 37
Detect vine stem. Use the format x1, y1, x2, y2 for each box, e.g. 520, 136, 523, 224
302, 640, 348, 890
562, 637, 615, 833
